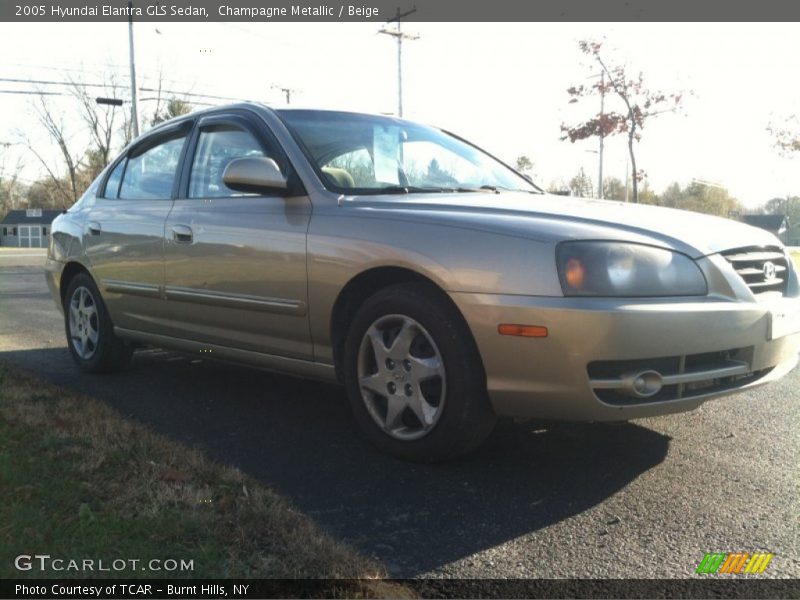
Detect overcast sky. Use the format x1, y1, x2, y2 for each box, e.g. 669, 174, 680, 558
1, 21, 799, 207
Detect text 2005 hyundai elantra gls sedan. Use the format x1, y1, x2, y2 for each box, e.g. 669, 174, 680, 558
45, 103, 800, 460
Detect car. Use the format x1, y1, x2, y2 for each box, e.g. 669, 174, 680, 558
46, 103, 800, 461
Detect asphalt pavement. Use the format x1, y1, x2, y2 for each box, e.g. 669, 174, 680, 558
1, 249, 798, 579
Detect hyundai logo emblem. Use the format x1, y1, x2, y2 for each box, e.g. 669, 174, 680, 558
763, 261, 777, 281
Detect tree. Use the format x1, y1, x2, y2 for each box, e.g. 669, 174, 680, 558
22, 93, 87, 207
12, 71, 189, 211
568, 167, 594, 198
602, 177, 626, 201
768, 116, 800, 155
0, 144, 26, 213
514, 155, 534, 173
546, 179, 570, 195
763, 196, 800, 224
637, 181, 659, 205
151, 97, 192, 126
659, 181, 742, 217
70, 74, 124, 173
561, 40, 686, 203
25, 177, 67, 209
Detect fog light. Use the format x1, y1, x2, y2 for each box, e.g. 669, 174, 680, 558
623, 370, 663, 398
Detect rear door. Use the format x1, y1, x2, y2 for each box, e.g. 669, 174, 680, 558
84, 121, 192, 333
163, 112, 313, 359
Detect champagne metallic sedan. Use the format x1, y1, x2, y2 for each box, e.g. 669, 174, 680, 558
46, 103, 800, 460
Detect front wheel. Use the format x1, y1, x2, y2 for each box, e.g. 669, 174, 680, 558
64, 272, 132, 373
343, 282, 496, 461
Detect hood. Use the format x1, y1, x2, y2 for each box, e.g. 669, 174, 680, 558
343, 192, 781, 258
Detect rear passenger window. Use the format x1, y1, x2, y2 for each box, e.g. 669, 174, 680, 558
119, 134, 187, 200
189, 126, 268, 198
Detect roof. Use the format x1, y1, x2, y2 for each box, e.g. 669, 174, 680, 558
742, 214, 789, 232
0, 209, 62, 225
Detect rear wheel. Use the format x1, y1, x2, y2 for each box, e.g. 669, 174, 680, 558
64, 273, 132, 373
343, 282, 496, 461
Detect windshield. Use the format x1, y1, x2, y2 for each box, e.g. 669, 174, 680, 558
276, 110, 541, 195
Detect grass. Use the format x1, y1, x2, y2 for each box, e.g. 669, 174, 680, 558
0, 361, 410, 597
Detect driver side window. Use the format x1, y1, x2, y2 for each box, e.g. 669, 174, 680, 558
189, 125, 268, 198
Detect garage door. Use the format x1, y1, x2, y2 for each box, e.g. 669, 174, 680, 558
18, 226, 42, 248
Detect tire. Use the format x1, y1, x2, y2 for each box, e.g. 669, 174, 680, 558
63, 272, 133, 373
343, 282, 496, 461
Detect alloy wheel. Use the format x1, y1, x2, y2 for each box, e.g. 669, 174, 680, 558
69, 286, 99, 360
357, 314, 447, 440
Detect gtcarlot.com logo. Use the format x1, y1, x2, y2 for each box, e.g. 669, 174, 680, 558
14, 554, 194, 572
696, 552, 774, 574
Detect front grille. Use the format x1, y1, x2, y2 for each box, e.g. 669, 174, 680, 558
587, 347, 773, 405
721, 246, 789, 297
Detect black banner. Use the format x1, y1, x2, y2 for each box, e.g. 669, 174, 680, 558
2, 579, 800, 599
3, 0, 800, 22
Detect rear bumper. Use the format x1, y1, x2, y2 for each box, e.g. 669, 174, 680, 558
450, 292, 800, 421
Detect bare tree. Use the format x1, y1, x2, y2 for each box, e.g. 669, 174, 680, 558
561, 40, 686, 203
22, 93, 89, 207
0, 143, 27, 212
70, 73, 124, 174
17, 70, 190, 210
768, 116, 800, 155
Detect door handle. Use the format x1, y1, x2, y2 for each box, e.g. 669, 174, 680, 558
88, 221, 102, 235
171, 225, 193, 244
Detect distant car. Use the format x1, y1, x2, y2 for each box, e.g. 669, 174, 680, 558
46, 103, 800, 460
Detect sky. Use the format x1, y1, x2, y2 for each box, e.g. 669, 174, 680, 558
1, 21, 799, 207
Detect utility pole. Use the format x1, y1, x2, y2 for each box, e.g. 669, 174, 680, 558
269, 84, 297, 105
128, 0, 140, 138
271, 85, 297, 105
379, 6, 419, 117
598, 70, 605, 199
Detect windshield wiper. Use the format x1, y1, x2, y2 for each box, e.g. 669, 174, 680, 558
376, 185, 447, 194
371, 184, 542, 195
450, 185, 542, 194
478, 185, 544, 194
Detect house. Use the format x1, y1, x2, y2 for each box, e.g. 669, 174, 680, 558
0, 209, 62, 248
741, 214, 790, 244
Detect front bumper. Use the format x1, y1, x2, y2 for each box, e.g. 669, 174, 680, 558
450, 292, 800, 421
44, 256, 64, 314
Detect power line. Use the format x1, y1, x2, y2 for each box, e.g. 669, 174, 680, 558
0, 77, 254, 104
6, 62, 221, 90
0, 90, 64, 96
7, 60, 130, 72
0, 77, 109, 89
139, 86, 251, 103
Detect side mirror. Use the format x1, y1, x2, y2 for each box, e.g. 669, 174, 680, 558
222, 157, 288, 194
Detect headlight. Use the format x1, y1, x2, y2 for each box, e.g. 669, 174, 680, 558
556, 241, 707, 297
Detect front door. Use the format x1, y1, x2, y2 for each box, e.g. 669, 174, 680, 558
84, 123, 191, 333
163, 113, 312, 360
